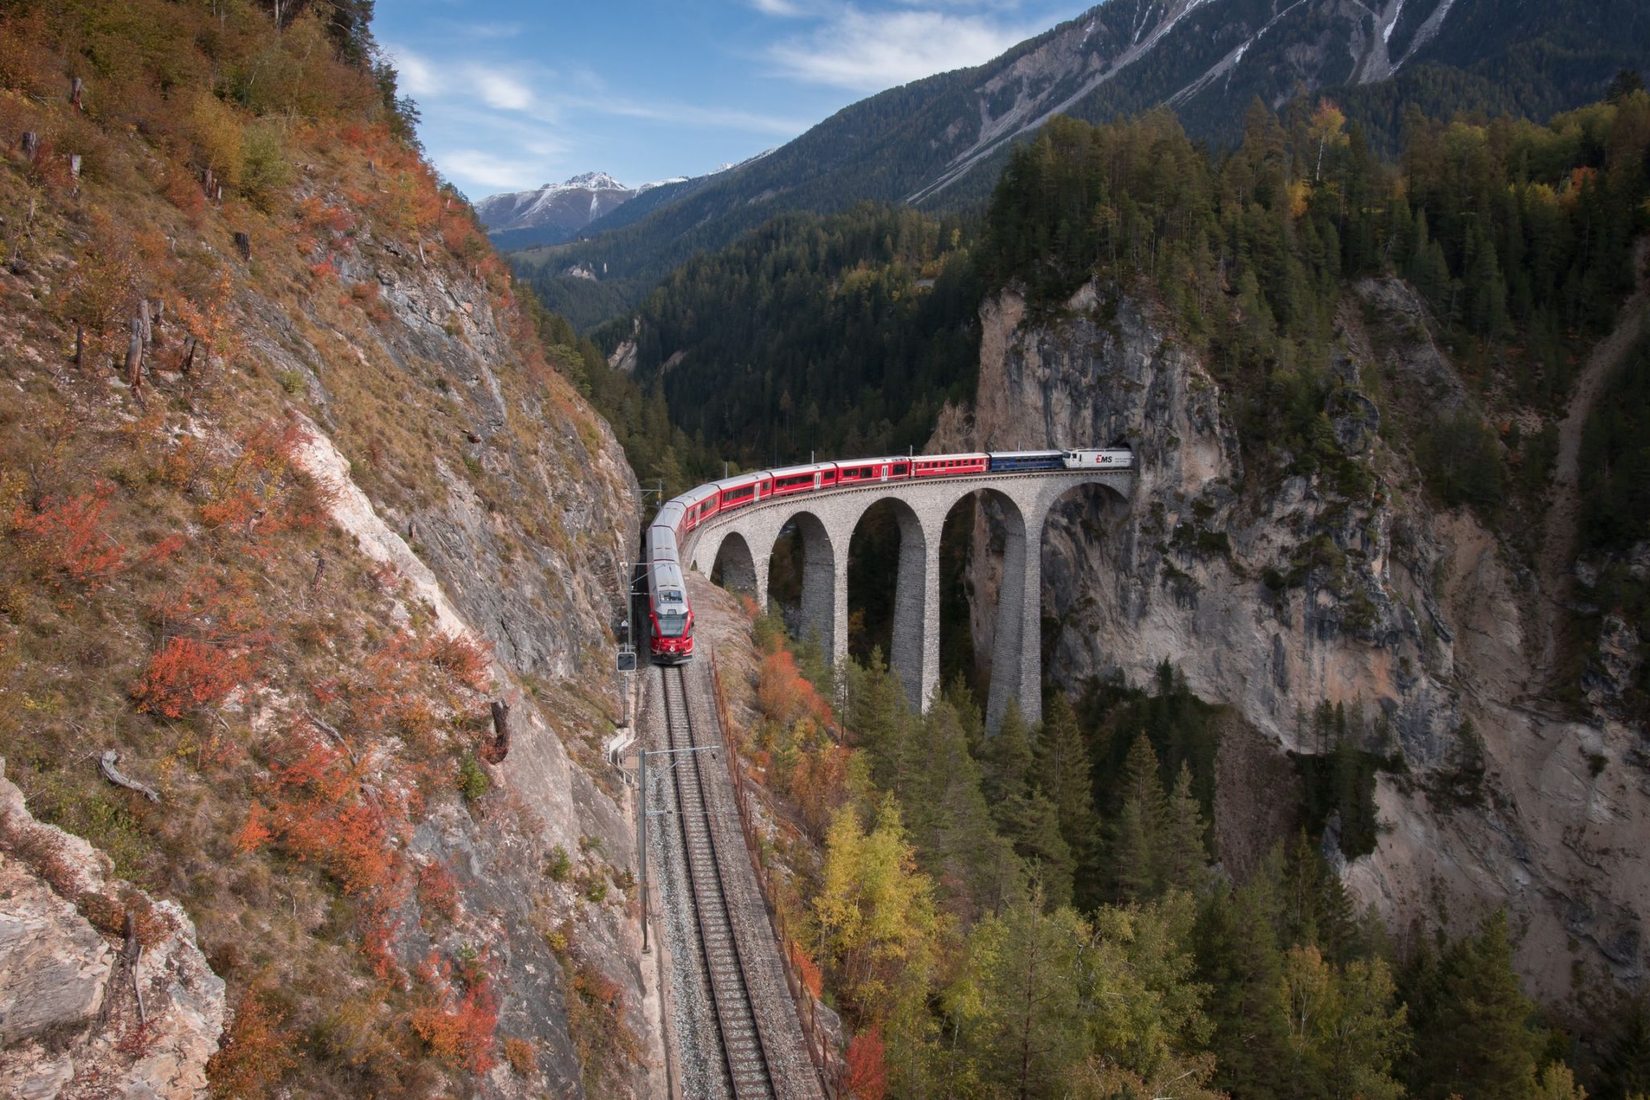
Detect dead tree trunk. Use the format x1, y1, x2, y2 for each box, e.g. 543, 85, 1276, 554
69, 76, 84, 110
483, 700, 511, 764
73, 324, 83, 366
180, 337, 195, 375
233, 232, 251, 261
100, 750, 160, 803
138, 298, 152, 347
124, 317, 144, 390
20, 131, 38, 159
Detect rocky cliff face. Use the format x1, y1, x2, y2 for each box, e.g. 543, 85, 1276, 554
938, 280, 1650, 1004
1, 67, 654, 1093
0, 758, 225, 1099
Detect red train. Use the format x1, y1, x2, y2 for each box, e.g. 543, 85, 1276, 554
643, 448, 1131, 664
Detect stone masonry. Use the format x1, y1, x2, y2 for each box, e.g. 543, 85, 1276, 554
683, 471, 1132, 727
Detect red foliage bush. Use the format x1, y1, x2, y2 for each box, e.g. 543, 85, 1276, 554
11, 481, 127, 589
789, 939, 824, 999
131, 636, 253, 717
250, 730, 409, 902
756, 649, 834, 727
412, 966, 498, 1074
417, 860, 460, 923
844, 1026, 888, 1100
206, 987, 296, 1097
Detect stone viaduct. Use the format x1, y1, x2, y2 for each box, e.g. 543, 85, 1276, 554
681, 470, 1133, 728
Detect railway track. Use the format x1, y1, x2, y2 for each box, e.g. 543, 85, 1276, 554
659, 664, 777, 1099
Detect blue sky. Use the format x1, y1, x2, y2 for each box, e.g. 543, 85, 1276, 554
375, 1, 1096, 202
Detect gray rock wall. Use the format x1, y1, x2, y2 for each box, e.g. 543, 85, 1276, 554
939, 280, 1650, 1004
0, 758, 225, 1099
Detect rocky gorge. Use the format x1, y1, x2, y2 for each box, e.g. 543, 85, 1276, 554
934, 273, 1650, 1007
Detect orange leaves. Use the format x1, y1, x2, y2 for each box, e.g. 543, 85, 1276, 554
250, 727, 408, 900
297, 195, 357, 237
423, 632, 493, 693
133, 566, 269, 717
206, 987, 296, 1098
844, 1026, 889, 1100
349, 626, 493, 743
10, 480, 127, 590
233, 802, 274, 854
197, 419, 325, 541
787, 735, 853, 843
412, 953, 499, 1074
417, 860, 460, 923
756, 648, 834, 727
789, 940, 824, 999
132, 636, 254, 718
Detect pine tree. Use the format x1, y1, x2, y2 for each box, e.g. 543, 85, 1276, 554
946, 889, 1089, 1099
1600, 996, 1650, 1100
1404, 911, 1546, 1099
1108, 734, 1169, 901
1197, 863, 1292, 1100
984, 699, 1034, 815
1161, 763, 1209, 894
1035, 693, 1102, 897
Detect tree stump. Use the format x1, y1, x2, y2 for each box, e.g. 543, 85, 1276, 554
124, 317, 143, 390
483, 700, 511, 764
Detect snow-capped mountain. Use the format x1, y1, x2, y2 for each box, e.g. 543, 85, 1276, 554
474, 172, 638, 249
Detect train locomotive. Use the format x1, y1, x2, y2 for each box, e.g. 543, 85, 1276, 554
643, 446, 1131, 665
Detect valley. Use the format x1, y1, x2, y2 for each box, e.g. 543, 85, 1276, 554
2, 0, 1650, 1097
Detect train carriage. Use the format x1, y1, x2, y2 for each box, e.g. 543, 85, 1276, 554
988, 450, 1065, 472
835, 457, 912, 484
911, 452, 990, 477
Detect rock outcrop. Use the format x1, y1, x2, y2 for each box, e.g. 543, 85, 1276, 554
0, 758, 225, 1099
938, 279, 1650, 1004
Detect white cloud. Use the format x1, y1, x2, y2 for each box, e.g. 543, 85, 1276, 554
383, 43, 442, 97
751, 0, 808, 14
573, 95, 809, 138
438, 149, 547, 193
768, 7, 1031, 91
472, 69, 536, 111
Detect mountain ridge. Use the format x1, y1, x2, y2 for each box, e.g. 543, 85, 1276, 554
518, 0, 1649, 331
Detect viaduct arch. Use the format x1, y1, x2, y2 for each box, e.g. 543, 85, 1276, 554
685, 469, 1132, 728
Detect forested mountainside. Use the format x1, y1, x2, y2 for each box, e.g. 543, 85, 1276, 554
0, 3, 651, 1096
515, 0, 1648, 332
559, 90, 1650, 1096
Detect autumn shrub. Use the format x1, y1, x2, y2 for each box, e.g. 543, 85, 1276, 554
10, 481, 127, 589
789, 939, 824, 999
423, 631, 493, 692
844, 1026, 889, 1100
411, 958, 498, 1074
0, 8, 55, 96
206, 987, 296, 1099
566, 959, 643, 1092
243, 730, 409, 903
240, 122, 292, 211
503, 1035, 536, 1076
417, 860, 460, 923
132, 636, 253, 717
757, 648, 833, 727
188, 91, 245, 190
